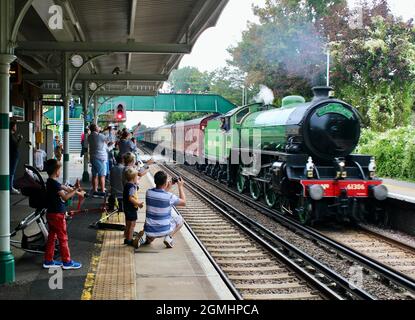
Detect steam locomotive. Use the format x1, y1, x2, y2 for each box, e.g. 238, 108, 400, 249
140, 87, 388, 225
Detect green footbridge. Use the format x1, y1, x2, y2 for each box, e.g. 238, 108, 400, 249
44, 94, 237, 121
100, 93, 237, 114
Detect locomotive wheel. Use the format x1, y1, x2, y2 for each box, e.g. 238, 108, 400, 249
249, 180, 262, 201
297, 198, 313, 225
264, 183, 276, 208
236, 168, 246, 193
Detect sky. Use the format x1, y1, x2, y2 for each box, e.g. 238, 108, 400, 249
126, 0, 415, 129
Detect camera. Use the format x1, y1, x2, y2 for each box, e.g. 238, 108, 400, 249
172, 177, 180, 184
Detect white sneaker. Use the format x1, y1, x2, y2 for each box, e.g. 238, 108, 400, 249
163, 235, 174, 248
10, 188, 20, 195
133, 230, 146, 249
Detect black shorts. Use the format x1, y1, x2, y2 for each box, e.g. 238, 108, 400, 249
124, 210, 138, 222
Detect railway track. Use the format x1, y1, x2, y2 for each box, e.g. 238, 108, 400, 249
169, 166, 415, 299
146, 163, 375, 300
319, 227, 415, 280
180, 193, 326, 300
141, 151, 415, 299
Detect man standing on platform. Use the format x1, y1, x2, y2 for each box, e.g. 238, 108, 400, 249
85, 124, 111, 195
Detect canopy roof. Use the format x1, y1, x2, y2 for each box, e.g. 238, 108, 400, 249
15, 0, 229, 96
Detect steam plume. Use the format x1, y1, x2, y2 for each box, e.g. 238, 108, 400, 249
254, 85, 275, 105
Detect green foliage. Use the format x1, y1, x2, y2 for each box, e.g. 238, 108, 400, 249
164, 66, 258, 124
209, 67, 258, 105
331, 12, 415, 130
228, 0, 415, 131
164, 112, 207, 124
357, 127, 415, 180
169, 67, 210, 93
229, 1, 328, 100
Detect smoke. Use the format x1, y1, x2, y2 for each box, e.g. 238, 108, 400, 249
254, 85, 275, 105
257, 19, 326, 86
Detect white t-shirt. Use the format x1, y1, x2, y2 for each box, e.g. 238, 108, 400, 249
34, 149, 47, 171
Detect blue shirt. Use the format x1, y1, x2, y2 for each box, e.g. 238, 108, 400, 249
144, 188, 180, 237
46, 178, 66, 214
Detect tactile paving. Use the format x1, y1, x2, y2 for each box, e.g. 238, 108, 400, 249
90, 214, 137, 300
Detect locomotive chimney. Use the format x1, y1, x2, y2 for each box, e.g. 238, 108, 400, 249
312, 86, 333, 101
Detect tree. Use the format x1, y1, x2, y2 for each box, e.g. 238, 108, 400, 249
228, 0, 334, 102
229, 0, 415, 130
330, 7, 415, 130
169, 66, 210, 93
164, 112, 208, 124
165, 66, 256, 124
209, 67, 258, 105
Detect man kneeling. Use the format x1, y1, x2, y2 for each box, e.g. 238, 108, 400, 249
134, 171, 186, 249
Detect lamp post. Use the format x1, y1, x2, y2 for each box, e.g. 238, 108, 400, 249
326, 44, 331, 87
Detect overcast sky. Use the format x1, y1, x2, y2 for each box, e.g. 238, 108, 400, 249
127, 0, 415, 129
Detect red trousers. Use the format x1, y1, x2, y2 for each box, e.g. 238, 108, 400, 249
44, 213, 71, 263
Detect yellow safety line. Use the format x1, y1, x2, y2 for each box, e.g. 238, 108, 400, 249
80, 225, 105, 300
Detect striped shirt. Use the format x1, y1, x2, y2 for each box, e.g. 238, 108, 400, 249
144, 188, 180, 238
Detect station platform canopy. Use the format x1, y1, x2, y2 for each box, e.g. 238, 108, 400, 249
15, 0, 230, 97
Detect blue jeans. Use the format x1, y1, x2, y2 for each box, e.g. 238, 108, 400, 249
10, 154, 19, 189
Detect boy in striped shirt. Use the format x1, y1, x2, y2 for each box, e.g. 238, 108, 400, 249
134, 171, 186, 249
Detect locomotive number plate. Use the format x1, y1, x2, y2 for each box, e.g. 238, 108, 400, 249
346, 184, 366, 190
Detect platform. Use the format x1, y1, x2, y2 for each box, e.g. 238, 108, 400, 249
82, 170, 233, 300
85, 173, 234, 300
132, 173, 234, 300
85, 170, 234, 300
1, 158, 234, 300
383, 178, 415, 204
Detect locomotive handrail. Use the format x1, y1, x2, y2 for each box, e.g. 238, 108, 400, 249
353, 161, 367, 180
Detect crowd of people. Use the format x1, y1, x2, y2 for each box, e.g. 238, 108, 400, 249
41, 123, 187, 270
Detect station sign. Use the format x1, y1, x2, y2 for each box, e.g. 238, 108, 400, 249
12, 106, 25, 120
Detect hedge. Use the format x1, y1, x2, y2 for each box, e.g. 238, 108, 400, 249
356, 127, 415, 181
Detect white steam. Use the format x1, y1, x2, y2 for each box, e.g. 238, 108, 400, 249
254, 85, 275, 105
